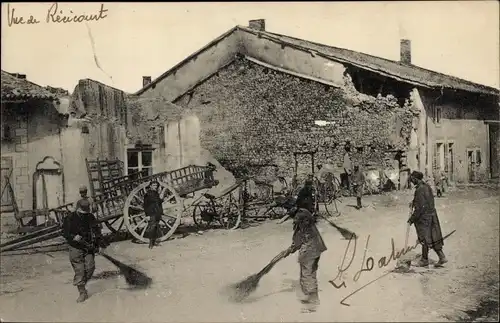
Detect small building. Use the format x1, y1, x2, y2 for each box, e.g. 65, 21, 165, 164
1, 71, 71, 218
134, 19, 499, 184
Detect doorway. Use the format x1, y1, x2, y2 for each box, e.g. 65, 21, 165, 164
489, 124, 499, 179
467, 148, 482, 183
33, 157, 64, 225
446, 142, 455, 181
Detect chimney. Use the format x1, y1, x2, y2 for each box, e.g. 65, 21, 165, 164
248, 19, 266, 31
11, 73, 26, 79
142, 76, 152, 87
400, 39, 411, 64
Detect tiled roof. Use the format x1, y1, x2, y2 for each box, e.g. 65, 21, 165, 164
1, 70, 56, 101
135, 26, 499, 97
248, 27, 499, 96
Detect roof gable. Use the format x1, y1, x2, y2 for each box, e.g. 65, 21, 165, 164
135, 26, 499, 98
246, 27, 499, 96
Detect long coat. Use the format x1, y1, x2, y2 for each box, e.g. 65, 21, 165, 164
143, 189, 163, 238
410, 182, 444, 250
292, 208, 327, 263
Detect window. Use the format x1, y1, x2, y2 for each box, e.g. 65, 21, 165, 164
434, 142, 445, 173
127, 149, 153, 179
434, 106, 442, 124
1, 124, 12, 141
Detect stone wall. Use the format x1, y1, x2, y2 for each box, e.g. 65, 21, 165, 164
1, 110, 30, 210
174, 56, 414, 180
70, 79, 128, 161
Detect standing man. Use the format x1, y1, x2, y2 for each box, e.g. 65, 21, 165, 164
341, 143, 352, 191
62, 185, 104, 303
408, 171, 448, 267
144, 180, 164, 249
286, 206, 327, 313
351, 164, 365, 209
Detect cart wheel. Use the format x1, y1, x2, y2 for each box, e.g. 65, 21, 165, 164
123, 181, 182, 243
104, 216, 126, 234
219, 202, 241, 230
192, 201, 217, 230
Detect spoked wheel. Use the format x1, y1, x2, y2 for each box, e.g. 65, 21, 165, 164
123, 181, 182, 243
192, 201, 218, 230
104, 216, 126, 234
219, 202, 241, 230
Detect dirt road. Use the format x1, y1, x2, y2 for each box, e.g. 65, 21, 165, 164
1, 187, 498, 322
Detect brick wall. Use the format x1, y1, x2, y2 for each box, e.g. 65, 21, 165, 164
175, 57, 414, 179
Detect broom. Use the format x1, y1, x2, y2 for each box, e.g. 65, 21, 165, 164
82, 241, 152, 288
318, 213, 357, 240
227, 248, 291, 302
394, 205, 417, 273
99, 251, 153, 288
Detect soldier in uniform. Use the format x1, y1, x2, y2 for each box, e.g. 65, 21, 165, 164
286, 206, 327, 312
143, 180, 164, 249
62, 185, 105, 303
408, 171, 448, 267
296, 176, 316, 214
341, 143, 353, 191
351, 164, 365, 209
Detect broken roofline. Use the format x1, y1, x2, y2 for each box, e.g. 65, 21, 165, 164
134, 25, 499, 97
1, 70, 57, 101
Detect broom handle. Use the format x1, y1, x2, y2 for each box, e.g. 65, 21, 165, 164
256, 249, 289, 278
405, 204, 412, 249
404, 223, 410, 249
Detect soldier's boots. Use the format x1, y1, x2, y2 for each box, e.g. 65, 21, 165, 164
301, 292, 320, 313
356, 197, 362, 209
416, 258, 429, 267
435, 250, 448, 268
76, 285, 88, 303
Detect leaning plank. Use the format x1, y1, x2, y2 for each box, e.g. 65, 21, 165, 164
0, 229, 62, 253
0, 224, 60, 249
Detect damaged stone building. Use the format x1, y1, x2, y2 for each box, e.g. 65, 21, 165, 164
134, 19, 499, 185
1, 71, 74, 223
70, 79, 235, 195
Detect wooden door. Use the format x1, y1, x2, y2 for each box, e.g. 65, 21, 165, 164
1, 156, 14, 212
467, 148, 481, 183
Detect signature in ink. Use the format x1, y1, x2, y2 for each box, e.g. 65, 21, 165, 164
6, 2, 108, 27
329, 230, 456, 306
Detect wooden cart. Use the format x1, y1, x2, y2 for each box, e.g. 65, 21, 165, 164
86, 158, 219, 243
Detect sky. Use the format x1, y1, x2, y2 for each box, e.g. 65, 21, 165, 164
1, 1, 499, 94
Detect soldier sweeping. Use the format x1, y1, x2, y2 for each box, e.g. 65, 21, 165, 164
408, 171, 448, 268
286, 206, 327, 312
62, 185, 105, 303
144, 180, 164, 249
351, 164, 365, 209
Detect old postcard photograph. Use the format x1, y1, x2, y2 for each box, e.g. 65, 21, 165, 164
1, 1, 499, 322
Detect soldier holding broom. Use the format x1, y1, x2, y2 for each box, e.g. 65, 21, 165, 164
286, 206, 327, 312
63, 185, 107, 303
408, 171, 448, 268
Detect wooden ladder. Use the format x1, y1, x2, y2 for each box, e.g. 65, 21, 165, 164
85, 158, 124, 198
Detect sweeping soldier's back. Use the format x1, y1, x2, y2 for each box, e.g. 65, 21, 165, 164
287, 207, 327, 312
